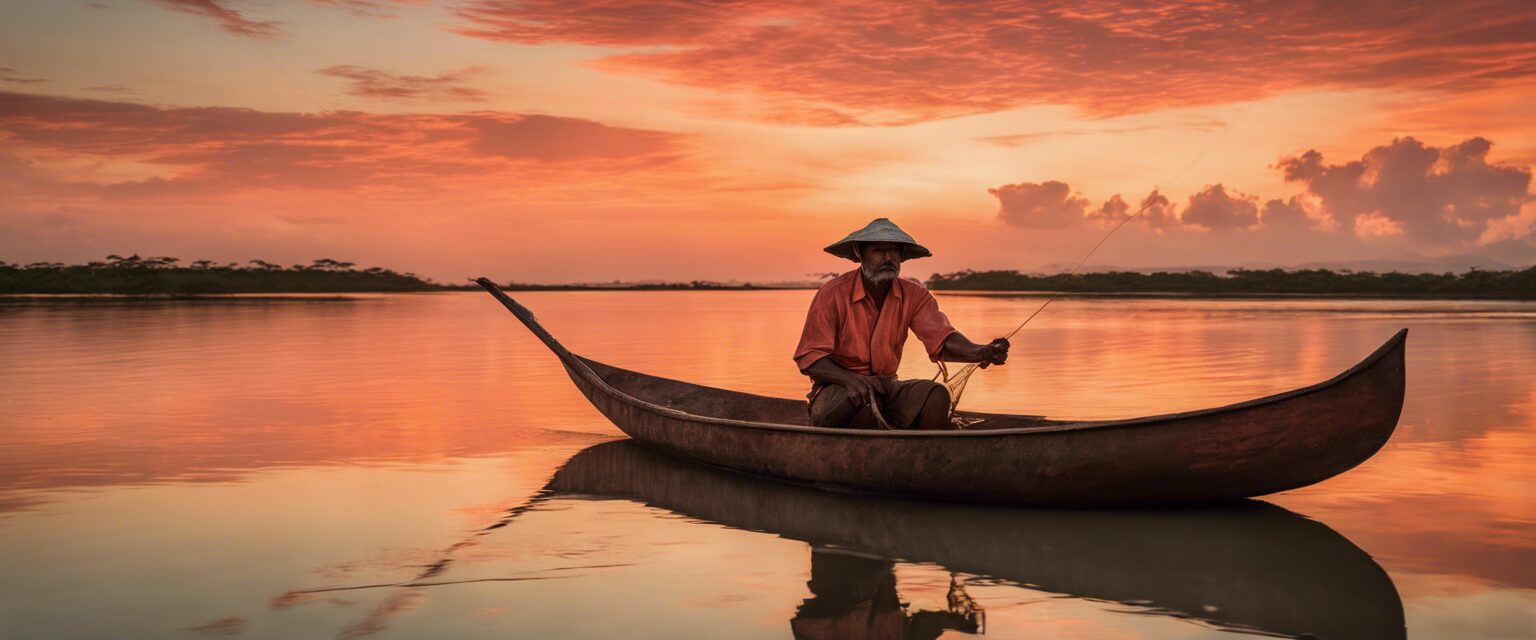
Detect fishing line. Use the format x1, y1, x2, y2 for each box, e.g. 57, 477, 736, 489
939, 101, 1257, 416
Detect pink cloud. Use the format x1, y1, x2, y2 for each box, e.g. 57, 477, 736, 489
1182, 184, 1259, 231
1090, 194, 1129, 223
82, 84, 136, 94
1260, 196, 1318, 231
1277, 136, 1532, 245
990, 135, 1534, 255
148, 0, 282, 39
307, 0, 424, 19
1, 67, 46, 85
1138, 191, 1180, 229
450, 0, 1536, 125
319, 65, 492, 102
0, 91, 686, 196
182, 616, 247, 637
469, 115, 678, 162
1090, 190, 1180, 231
148, 0, 423, 32
990, 181, 1089, 228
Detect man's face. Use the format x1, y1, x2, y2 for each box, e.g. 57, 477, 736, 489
857, 242, 903, 285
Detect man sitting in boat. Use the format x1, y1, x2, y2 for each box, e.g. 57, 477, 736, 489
795, 218, 1010, 430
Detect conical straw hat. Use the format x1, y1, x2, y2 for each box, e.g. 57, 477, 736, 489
823, 218, 932, 261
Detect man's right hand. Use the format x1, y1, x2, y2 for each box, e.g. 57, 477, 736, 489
803, 357, 892, 408
978, 337, 1010, 368
841, 374, 891, 407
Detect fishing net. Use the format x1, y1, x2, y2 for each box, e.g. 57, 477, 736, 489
935, 361, 979, 412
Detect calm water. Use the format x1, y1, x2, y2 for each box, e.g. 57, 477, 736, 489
0, 291, 1532, 639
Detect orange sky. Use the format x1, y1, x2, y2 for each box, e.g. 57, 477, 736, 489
1, 0, 1533, 282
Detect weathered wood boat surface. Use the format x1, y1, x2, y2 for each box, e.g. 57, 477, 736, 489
549, 440, 1405, 640
477, 278, 1407, 506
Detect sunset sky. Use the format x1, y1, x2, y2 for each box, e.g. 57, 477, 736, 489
2, 0, 1533, 282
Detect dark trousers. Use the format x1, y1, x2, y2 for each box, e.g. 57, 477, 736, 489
808, 378, 949, 429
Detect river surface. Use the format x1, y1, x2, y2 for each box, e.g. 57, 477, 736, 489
0, 291, 1532, 639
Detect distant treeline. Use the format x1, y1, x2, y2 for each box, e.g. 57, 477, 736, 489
0, 256, 795, 294
8, 256, 1534, 297
0, 255, 442, 294
927, 267, 1536, 299
496, 281, 773, 291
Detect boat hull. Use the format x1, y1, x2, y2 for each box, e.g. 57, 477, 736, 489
478, 278, 1406, 506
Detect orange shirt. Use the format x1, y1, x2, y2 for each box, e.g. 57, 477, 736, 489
793, 270, 957, 378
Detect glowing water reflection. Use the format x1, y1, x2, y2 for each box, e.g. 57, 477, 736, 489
0, 292, 1531, 638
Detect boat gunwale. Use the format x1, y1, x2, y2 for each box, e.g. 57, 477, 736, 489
477, 278, 1407, 438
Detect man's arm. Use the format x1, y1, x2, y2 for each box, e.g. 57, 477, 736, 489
803, 357, 889, 407
908, 286, 1009, 368
939, 332, 1009, 367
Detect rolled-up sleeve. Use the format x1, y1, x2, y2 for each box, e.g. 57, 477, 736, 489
909, 289, 957, 361
793, 286, 839, 372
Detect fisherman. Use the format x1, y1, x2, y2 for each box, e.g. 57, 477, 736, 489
794, 218, 1010, 430
790, 546, 982, 640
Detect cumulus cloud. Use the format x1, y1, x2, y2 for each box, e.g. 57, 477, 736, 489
1182, 184, 1259, 231
1277, 136, 1532, 245
319, 65, 491, 102
1139, 191, 1180, 229
1087, 190, 1179, 230
1089, 194, 1129, 223
1260, 196, 1317, 231
990, 181, 1089, 228
1480, 203, 1536, 245
448, 0, 1536, 125
1354, 211, 1406, 238
991, 135, 1534, 255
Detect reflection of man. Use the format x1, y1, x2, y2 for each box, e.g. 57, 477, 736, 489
791, 547, 982, 640
794, 218, 1010, 429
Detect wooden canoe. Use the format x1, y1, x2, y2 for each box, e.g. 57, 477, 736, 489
477, 278, 1407, 506
549, 440, 1405, 640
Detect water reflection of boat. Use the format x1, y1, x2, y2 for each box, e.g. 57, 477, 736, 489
548, 441, 1406, 640
479, 279, 1407, 506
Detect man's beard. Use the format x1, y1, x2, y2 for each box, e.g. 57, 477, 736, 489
861, 262, 900, 284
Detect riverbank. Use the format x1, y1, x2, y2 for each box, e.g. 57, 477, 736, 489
0, 257, 808, 294
6, 258, 1532, 298
0, 258, 440, 295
